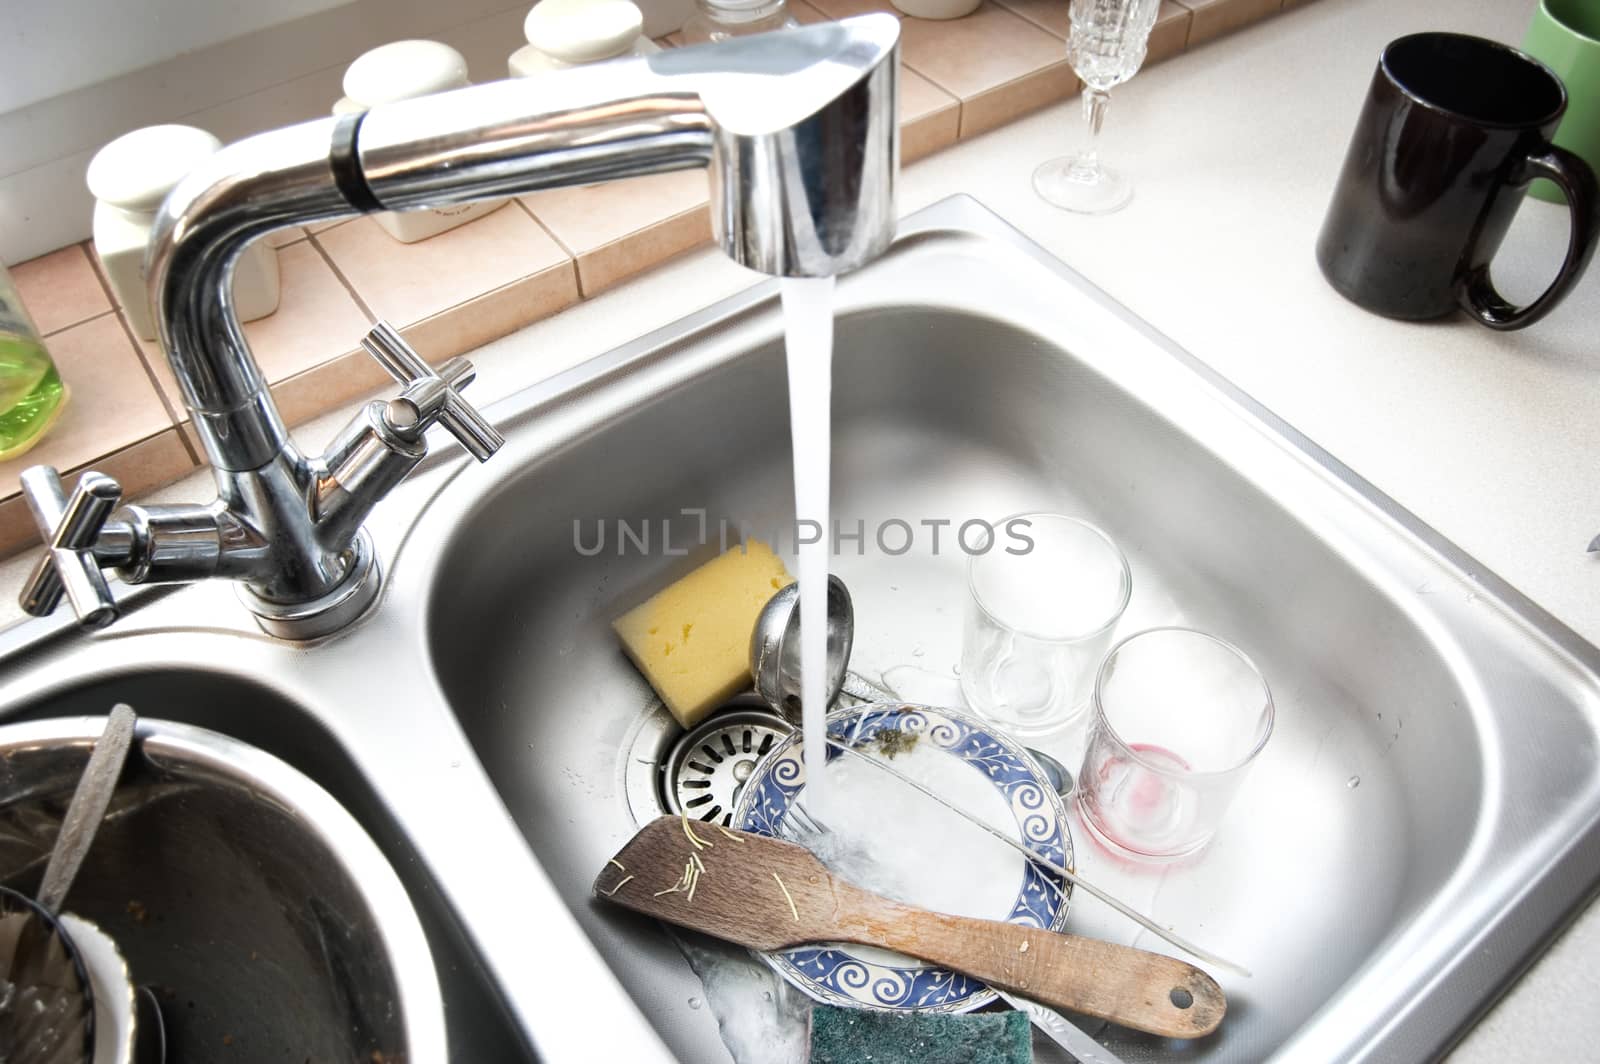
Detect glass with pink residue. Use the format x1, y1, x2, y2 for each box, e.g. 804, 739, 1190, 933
1077, 627, 1274, 862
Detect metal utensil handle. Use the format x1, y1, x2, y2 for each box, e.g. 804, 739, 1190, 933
36, 704, 138, 914
362, 320, 503, 462
994, 989, 1129, 1064
824, 737, 1251, 978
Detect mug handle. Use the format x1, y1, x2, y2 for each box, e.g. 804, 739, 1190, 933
1457, 144, 1600, 331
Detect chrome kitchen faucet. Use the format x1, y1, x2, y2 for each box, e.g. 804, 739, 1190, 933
18, 16, 899, 639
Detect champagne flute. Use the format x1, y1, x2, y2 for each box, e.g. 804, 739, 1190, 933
1034, 0, 1162, 215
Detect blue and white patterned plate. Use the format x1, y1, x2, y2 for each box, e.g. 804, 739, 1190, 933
732, 702, 1073, 1014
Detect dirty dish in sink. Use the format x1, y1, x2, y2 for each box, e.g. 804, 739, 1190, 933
733, 702, 1071, 1012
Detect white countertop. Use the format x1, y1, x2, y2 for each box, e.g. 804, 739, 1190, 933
5, 0, 1597, 1057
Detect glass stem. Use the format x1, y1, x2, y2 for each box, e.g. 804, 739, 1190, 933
1076, 88, 1112, 175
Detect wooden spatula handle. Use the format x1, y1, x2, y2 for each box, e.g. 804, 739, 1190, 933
837, 888, 1224, 1039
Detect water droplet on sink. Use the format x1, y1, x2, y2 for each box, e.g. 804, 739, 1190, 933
1347, 775, 1361, 789
911, 646, 925, 658
951, 664, 961, 676
688, 996, 703, 1010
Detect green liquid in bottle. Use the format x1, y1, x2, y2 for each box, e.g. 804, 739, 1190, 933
0, 331, 68, 461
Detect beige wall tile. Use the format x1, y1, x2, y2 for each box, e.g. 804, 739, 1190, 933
275, 261, 583, 428
576, 207, 711, 297
10, 244, 112, 336
900, 4, 1067, 103
788, 0, 831, 23
522, 170, 709, 262
401, 262, 582, 363
805, 0, 903, 18
901, 67, 963, 162
904, 104, 963, 162
94, 427, 196, 501
960, 61, 1078, 138
81, 248, 192, 435
241, 239, 371, 384
0, 314, 175, 500
263, 227, 307, 248
992, 0, 1065, 37
1179, 0, 1283, 47
129, 318, 194, 430
521, 171, 713, 298
139, 238, 580, 468
268, 349, 391, 430
1148, 1, 1194, 64
0, 497, 39, 555
0, 427, 195, 554
903, 64, 961, 122
316, 206, 571, 330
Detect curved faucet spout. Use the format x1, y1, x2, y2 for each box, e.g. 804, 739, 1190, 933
353, 14, 899, 275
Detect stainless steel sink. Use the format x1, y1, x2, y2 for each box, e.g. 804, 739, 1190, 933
4, 196, 1600, 1062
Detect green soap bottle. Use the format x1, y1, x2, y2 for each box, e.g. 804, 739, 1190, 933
0, 263, 68, 461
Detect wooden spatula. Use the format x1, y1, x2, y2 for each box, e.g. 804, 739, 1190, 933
595, 816, 1225, 1039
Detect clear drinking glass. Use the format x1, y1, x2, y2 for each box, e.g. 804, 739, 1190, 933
1033, 0, 1162, 214
960, 514, 1131, 738
1077, 628, 1274, 862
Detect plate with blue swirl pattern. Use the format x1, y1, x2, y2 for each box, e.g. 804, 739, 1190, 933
732, 701, 1072, 1014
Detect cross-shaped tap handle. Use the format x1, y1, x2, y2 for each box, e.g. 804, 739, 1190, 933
18, 467, 122, 628
359, 320, 503, 462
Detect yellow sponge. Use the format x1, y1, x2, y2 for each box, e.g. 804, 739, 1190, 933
614, 540, 792, 729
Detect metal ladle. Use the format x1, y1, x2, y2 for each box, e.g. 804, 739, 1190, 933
749, 577, 852, 728
749, 577, 1073, 797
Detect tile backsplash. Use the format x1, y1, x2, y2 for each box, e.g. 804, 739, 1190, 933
0, 0, 1305, 559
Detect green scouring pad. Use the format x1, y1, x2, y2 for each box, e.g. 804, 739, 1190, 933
808, 1005, 1032, 1064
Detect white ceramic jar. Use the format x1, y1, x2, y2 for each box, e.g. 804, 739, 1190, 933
889, 0, 981, 20
335, 40, 508, 243
509, 0, 658, 78
86, 125, 281, 341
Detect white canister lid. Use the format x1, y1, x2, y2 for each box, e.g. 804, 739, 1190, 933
525, 0, 644, 64
85, 124, 223, 212
343, 40, 470, 106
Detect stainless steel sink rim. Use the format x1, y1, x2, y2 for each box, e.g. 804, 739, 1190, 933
0, 197, 1597, 1063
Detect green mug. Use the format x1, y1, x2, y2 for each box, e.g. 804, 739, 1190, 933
1524, 0, 1600, 203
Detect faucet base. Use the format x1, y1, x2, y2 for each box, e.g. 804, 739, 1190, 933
236, 529, 383, 640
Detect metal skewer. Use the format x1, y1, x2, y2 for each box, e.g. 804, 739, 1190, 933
816, 737, 1251, 979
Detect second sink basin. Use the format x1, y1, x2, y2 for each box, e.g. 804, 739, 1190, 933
0, 709, 443, 1062
399, 197, 1600, 1062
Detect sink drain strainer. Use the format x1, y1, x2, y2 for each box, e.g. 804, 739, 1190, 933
661, 707, 791, 827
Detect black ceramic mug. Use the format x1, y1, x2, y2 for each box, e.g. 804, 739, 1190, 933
1316, 32, 1599, 330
